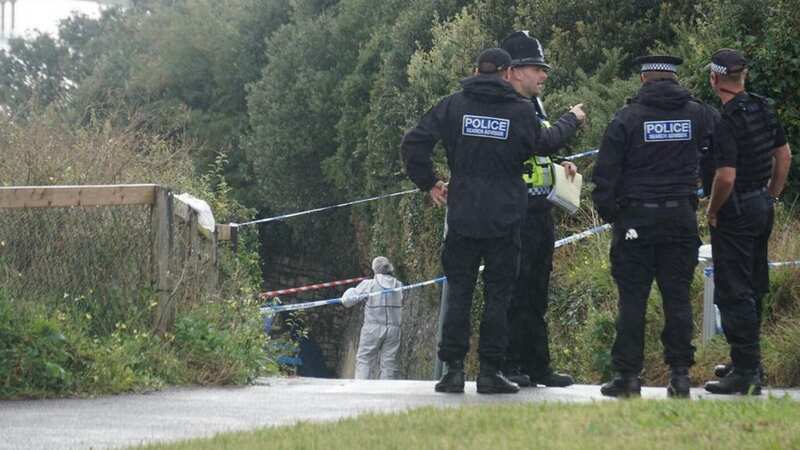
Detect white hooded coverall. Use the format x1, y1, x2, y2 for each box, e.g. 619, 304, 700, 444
342, 273, 403, 379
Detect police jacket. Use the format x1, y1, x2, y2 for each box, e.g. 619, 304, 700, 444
342, 274, 403, 327
701, 91, 787, 194
402, 75, 551, 238
592, 79, 715, 222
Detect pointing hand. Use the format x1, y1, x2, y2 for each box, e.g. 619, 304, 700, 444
570, 103, 587, 125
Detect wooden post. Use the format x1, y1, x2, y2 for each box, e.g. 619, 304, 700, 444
151, 187, 175, 334
207, 219, 219, 291
231, 224, 239, 253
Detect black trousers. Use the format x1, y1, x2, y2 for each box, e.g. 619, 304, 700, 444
711, 192, 774, 371
506, 207, 554, 378
610, 202, 699, 374
438, 229, 520, 367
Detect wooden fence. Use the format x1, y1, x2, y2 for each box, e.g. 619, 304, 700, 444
0, 184, 233, 334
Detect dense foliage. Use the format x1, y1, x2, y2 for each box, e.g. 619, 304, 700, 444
0, 112, 278, 398
1, 0, 798, 389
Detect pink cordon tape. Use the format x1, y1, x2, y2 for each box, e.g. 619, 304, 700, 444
259, 276, 370, 299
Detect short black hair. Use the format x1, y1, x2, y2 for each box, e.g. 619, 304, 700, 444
476, 48, 512, 74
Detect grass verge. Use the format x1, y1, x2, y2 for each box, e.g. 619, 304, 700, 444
135, 398, 800, 450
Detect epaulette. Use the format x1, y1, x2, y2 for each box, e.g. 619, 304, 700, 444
748, 92, 774, 106
726, 94, 754, 115
749, 92, 779, 129
688, 95, 707, 105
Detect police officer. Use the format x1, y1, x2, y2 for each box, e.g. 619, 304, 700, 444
703, 49, 791, 395
593, 56, 716, 398
500, 30, 585, 388
402, 48, 563, 394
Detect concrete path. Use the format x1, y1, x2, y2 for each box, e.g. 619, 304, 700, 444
2, 377, 799, 450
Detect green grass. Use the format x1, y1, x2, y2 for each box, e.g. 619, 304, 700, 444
135, 398, 800, 450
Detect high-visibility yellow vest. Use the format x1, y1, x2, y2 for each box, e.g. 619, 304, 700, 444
523, 119, 554, 195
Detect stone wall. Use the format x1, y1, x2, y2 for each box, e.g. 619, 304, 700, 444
262, 241, 446, 380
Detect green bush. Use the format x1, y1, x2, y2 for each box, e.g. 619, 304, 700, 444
0, 298, 74, 395
762, 315, 800, 386
548, 207, 800, 387
0, 289, 275, 398
0, 110, 282, 398
173, 300, 270, 385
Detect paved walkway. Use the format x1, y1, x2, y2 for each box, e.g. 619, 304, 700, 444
2, 377, 799, 450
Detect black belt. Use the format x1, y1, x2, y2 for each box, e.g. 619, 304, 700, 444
736, 187, 767, 200
626, 199, 686, 208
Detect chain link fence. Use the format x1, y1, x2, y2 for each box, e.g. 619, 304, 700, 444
0, 186, 222, 334
0, 205, 151, 303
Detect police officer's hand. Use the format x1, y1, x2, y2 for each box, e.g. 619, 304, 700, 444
429, 180, 448, 207
563, 162, 578, 181
706, 208, 718, 228
569, 103, 587, 125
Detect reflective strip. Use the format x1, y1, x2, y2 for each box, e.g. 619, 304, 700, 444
641, 63, 677, 72
523, 156, 554, 189
528, 186, 552, 196
710, 62, 727, 75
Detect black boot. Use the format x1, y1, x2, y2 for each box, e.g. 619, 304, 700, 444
667, 367, 690, 398
714, 362, 764, 380
476, 363, 519, 394
600, 373, 641, 398
435, 360, 465, 393
505, 365, 532, 387
530, 369, 574, 387
704, 368, 761, 395
713, 363, 732, 379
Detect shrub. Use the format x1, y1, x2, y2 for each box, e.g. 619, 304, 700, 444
0, 297, 75, 396
173, 299, 269, 385
0, 110, 281, 398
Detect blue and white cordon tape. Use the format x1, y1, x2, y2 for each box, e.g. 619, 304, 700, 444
235, 148, 600, 228
704, 259, 800, 278
261, 222, 612, 314
562, 148, 599, 161
554, 223, 611, 248
261, 276, 447, 314
236, 188, 421, 227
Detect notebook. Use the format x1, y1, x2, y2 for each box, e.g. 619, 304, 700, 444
547, 163, 582, 214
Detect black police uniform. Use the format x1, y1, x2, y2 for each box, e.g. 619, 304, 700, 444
500, 31, 580, 387
402, 67, 553, 386
592, 61, 716, 396
507, 98, 580, 384
705, 91, 786, 375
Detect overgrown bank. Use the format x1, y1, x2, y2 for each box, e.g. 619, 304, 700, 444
0, 114, 283, 398
548, 202, 800, 387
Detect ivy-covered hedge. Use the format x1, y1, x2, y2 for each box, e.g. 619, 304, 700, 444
0, 0, 797, 385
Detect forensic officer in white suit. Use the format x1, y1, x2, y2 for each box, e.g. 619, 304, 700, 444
342, 256, 404, 379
